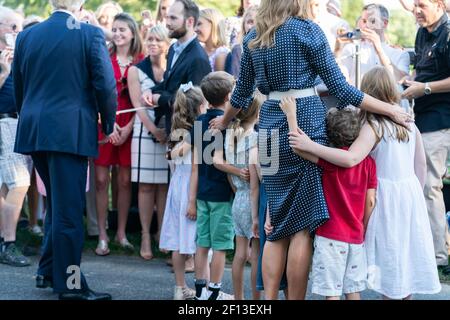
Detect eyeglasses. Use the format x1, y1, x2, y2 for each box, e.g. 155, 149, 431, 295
0, 22, 18, 31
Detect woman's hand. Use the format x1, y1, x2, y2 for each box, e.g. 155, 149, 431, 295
113, 123, 133, 146
288, 128, 315, 153
388, 103, 414, 128
264, 216, 273, 236
141, 90, 153, 107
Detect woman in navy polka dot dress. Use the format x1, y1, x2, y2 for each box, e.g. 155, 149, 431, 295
210, 0, 411, 300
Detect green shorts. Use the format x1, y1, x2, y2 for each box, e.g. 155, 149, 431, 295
196, 199, 234, 251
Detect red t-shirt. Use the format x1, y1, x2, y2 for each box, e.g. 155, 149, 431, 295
316, 150, 377, 244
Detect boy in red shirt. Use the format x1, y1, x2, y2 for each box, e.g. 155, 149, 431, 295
280, 98, 376, 300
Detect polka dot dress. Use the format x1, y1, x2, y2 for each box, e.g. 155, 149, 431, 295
230, 17, 364, 241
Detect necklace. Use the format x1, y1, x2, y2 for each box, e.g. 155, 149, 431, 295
117, 56, 133, 68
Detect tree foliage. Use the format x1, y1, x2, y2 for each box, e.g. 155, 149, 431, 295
2, 0, 416, 48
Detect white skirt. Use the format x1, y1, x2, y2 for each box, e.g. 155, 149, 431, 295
131, 122, 169, 184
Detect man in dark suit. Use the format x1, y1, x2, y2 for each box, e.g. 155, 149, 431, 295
143, 0, 211, 134
12, 0, 117, 300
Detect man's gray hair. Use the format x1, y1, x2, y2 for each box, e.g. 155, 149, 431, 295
363, 3, 389, 22
49, 0, 85, 12
0, 6, 21, 21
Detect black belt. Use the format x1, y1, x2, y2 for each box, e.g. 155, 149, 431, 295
0, 112, 18, 119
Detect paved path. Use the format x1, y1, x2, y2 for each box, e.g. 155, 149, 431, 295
1, 253, 449, 300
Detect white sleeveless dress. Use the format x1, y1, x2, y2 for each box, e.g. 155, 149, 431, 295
159, 142, 196, 254
365, 123, 441, 299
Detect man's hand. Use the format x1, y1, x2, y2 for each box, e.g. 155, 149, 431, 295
402, 80, 426, 100
0, 48, 13, 76
361, 28, 382, 51
141, 90, 153, 106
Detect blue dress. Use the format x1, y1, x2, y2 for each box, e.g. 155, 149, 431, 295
231, 18, 364, 241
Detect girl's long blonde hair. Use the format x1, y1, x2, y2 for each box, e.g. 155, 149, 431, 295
227, 90, 266, 152
249, 0, 313, 49
360, 66, 409, 143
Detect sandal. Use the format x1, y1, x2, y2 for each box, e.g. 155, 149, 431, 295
115, 235, 135, 252
140, 232, 153, 260
95, 239, 110, 256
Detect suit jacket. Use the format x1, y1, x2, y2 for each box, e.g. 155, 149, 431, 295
13, 12, 117, 157
153, 37, 211, 131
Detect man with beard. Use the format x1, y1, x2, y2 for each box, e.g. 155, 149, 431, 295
143, 0, 211, 134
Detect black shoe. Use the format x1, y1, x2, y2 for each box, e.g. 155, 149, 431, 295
36, 275, 53, 289
438, 265, 450, 276
0, 243, 31, 267
59, 289, 112, 301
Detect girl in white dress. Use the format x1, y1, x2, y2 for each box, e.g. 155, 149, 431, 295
288, 66, 441, 300
159, 83, 206, 300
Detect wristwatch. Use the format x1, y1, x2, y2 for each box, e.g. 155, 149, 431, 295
424, 83, 432, 95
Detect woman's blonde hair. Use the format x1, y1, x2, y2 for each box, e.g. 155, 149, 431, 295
200, 8, 228, 48
360, 66, 409, 143
95, 1, 123, 21
249, 0, 313, 49
227, 90, 266, 151
239, 5, 259, 44
146, 24, 170, 46
170, 86, 205, 149
156, 0, 174, 23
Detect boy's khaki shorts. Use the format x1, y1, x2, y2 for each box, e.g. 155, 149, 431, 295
196, 200, 234, 251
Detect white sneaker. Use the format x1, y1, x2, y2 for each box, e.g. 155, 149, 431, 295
214, 291, 235, 300
174, 286, 196, 300
194, 287, 209, 300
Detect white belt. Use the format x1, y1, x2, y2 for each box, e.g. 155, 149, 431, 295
268, 88, 318, 100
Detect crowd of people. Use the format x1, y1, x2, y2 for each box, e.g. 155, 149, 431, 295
0, 0, 449, 301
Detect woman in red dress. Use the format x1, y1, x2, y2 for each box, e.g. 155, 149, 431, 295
95, 13, 144, 255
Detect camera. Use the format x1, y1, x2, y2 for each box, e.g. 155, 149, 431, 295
338, 28, 362, 40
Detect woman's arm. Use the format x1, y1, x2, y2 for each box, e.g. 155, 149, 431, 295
289, 124, 377, 168
128, 66, 159, 135
413, 125, 427, 189
306, 23, 412, 128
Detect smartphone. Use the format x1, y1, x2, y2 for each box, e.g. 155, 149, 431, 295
5, 33, 15, 49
